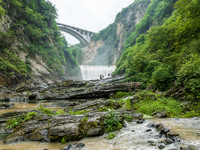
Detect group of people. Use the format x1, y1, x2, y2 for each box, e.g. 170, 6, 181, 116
100, 73, 111, 80
100, 74, 104, 80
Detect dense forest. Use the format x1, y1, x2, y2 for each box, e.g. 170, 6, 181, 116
0, 0, 80, 85
114, 0, 200, 101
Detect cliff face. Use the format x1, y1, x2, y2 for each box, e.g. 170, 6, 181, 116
83, 0, 176, 66
0, 0, 81, 87
83, 0, 151, 65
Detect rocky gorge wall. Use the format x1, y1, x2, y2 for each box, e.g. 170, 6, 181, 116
83, 0, 151, 65
0, 0, 81, 87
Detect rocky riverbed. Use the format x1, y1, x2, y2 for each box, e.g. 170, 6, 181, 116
0, 78, 199, 150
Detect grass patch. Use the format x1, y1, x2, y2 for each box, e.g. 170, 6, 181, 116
134, 98, 183, 117
134, 90, 162, 100
124, 98, 132, 109
37, 105, 65, 116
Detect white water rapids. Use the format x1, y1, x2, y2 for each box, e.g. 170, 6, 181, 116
80, 65, 116, 80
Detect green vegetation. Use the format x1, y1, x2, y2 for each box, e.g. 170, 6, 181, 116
81, 116, 88, 124
0, 0, 80, 79
134, 90, 162, 100
132, 90, 200, 117
69, 109, 90, 115
37, 105, 90, 116
6, 118, 22, 129
90, 0, 175, 65
37, 105, 65, 116
114, 0, 200, 102
71, 45, 85, 65
6, 112, 38, 129
107, 132, 116, 139
104, 111, 123, 132
124, 114, 134, 122
112, 91, 133, 99
37, 105, 54, 115
134, 97, 200, 117
134, 98, 183, 117
124, 98, 132, 109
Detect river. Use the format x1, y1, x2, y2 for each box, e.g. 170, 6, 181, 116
0, 102, 199, 150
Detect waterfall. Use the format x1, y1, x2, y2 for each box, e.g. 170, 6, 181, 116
80, 65, 116, 80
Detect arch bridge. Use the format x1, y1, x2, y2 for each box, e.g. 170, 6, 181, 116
57, 23, 96, 47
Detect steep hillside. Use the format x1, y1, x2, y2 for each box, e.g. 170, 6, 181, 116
115, 0, 200, 101
0, 0, 81, 86
83, 0, 176, 65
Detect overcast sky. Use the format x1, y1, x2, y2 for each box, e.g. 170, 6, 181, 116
49, 0, 134, 44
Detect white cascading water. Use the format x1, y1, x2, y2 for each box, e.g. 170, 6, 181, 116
80, 65, 116, 80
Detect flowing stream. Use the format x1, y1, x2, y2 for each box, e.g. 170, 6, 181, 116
0, 102, 200, 150
80, 65, 116, 80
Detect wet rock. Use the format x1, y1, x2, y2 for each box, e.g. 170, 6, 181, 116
155, 123, 165, 132
29, 129, 50, 142
180, 144, 200, 150
76, 143, 85, 148
3, 110, 120, 144
74, 99, 111, 111
160, 128, 170, 136
86, 127, 104, 137
153, 110, 167, 118
158, 143, 166, 149
147, 123, 155, 128
133, 113, 143, 120
188, 145, 200, 150
166, 131, 180, 138
165, 138, 174, 145
148, 140, 157, 146
145, 129, 152, 132
136, 119, 145, 124
62, 144, 72, 150
0, 103, 14, 110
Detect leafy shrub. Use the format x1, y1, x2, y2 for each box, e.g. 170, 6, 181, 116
176, 55, 200, 100
6, 118, 22, 129
124, 114, 134, 122
104, 111, 123, 132
24, 112, 38, 122
107, 132, 116, 139
6, 112, 38, 129
151, 65, 175, 91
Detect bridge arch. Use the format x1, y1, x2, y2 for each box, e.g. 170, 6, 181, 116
57, 23, 96, 47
